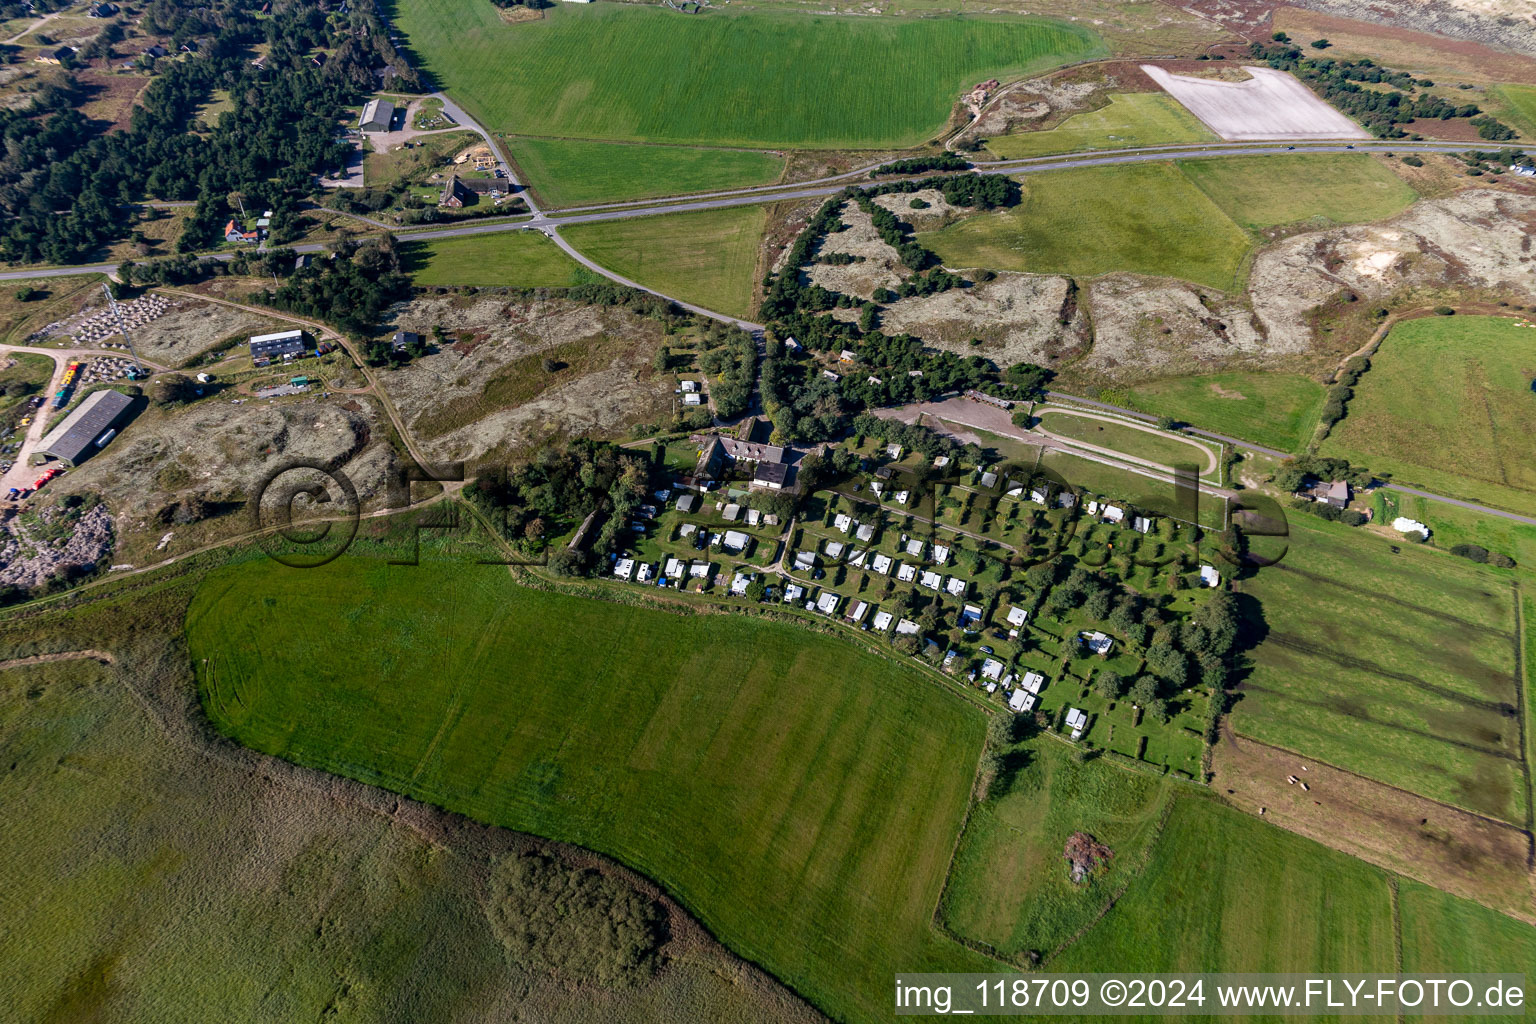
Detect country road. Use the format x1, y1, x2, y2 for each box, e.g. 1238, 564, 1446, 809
2, 135, 1533, 528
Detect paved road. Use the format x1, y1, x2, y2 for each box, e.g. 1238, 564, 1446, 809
1045, 390, 1536, 527
433, 93, 543, 217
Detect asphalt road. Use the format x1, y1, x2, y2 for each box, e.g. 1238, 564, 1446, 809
1046, 390, 1536, 527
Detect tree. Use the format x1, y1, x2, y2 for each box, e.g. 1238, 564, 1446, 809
1187, 590, 1241, 658
1129, 675, 1160, 706
1145, 697, 1170, 723
1156, 415, 1180, 431
1095, 670, 1125, 701
893, 633, 922, 656
1310, 38, 1331, 48
150, 373, 197, 406
1271, 30, 1290, 41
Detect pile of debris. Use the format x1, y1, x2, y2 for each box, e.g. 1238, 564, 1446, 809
0, 500, 114, 591
30, 293, 178, 347
1063, 831, 1114, 884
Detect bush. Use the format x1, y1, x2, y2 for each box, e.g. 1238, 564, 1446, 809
1433, 306, 1455, 316
1489, 552, 1517, 569
1401, 155, 1424, 167
486, 851, 666, 988
1450, 543, 1489, 563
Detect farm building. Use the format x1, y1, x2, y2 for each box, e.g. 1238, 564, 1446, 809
753, 462, 790, 490
359, 99, 395, 132
249, 330, 311, 365
34, 389, 136, 467
438, 175, 501, 207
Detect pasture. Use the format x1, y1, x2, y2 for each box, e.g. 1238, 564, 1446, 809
1322, 315, 1536, 515
1054, 796, 1398, 972
399, 232, 583, 288
562, 205, 766, 318
984, 93, 1215, 160
943, 738, 1172, 959
1123, 370, 1326, 452
393, 0, 1105, 149
1179, 153, 1419, 231
188, 556, 999, 1024
512, 139, 785, 207
1398, 879, 1536, 988
1230, 515, 1526, 824
0, 599, 818, 1023
922, 163, 1253, 291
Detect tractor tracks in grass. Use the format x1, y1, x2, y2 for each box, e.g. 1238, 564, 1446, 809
1263, 632, 1518, 716
1266, 561, 1517, 639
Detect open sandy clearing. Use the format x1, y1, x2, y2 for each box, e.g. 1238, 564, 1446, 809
1143, 65, 1370, 141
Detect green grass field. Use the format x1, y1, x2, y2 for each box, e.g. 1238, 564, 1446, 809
513, 139, 785, 207
1232, 515, 1526, 823
943, 738, 1173, 958
1322, 315, 1536, 515
1055, 796, 1398, 973
394, 1, 1104, 149
561, 205, 765, 318
399, 232, 583, 288
1494, 84, 1536, 136
1123, 371, 1327, 453
922, 163, 1253, 291
1036, 409, 1218, 474
1179, 154, 1419, 231
188, 556, 999, 1024
0, 598, 820, 1023
984, 93, 1216, 160
1038, 449, 1227, 529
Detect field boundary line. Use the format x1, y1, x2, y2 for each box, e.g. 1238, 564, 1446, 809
1513, 581, 1535, 864
1227, 728, 1532, 834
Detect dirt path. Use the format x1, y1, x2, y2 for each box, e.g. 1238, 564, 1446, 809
0, 648, 117, 670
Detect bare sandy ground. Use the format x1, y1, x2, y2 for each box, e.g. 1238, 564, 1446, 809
1142, 65, 1370, 140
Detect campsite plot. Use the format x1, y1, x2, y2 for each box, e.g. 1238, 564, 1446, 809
1143, 65, 1371, 141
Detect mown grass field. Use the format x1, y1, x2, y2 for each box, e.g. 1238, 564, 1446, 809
188, 556, 999, 1024
399, 232, 583, 288
1231, 515, 1526, 823
513, 139, 785, 207
561, 205, 766, 318
1399, 879, 1536, 1020
1054, 796, 1400, 973
984, 93, 1216, 160
394, 0, 1104, 149
1036, 409, 1218, 473
0, 274, 106, 344
0, 586, 821, 1024
943, 738, 1172, 958
1322, 315, 1536, 515
1122, 370, 1326, 453
1494, 84, 1536, 136
922, 163, 1253, 291
1179, 154, 1419, 231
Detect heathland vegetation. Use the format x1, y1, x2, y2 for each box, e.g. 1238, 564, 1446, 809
393, 0, 1104, 148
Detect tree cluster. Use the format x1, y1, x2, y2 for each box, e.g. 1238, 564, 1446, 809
258, 236, 410, 337
1247, 43, 1513, 139
871, 153, 970, 177
696, 323, 756, 420
0, 0, 415, 264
